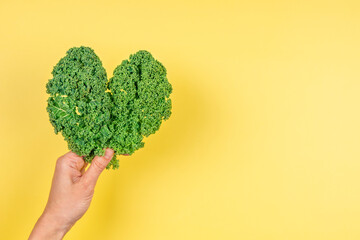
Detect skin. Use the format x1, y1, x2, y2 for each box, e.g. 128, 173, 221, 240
29, 148, 118, 240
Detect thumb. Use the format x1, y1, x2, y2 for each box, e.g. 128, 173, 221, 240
83, 148, 114, 188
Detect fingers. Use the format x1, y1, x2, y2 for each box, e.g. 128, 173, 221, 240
80, 162, 88, 175
61, 151, 83, 160
75, 157, 86, 171
56, 151, 84, 171
82, 149, 114, 188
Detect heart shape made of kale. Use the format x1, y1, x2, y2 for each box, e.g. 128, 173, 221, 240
46, 46, 172, 169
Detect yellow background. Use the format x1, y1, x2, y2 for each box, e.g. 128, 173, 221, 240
1, 0, 360, 239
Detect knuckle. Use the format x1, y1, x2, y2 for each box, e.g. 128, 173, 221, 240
56, 155, 76, 170
56, 157, 66, 168
92, 159, 107, 171
72, 157, 84, 170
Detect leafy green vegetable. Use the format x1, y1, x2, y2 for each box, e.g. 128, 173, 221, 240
46, 46, 172, 169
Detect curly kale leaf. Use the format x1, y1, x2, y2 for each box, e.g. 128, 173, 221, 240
108, 50, 172, 155
46, 47, 172, 169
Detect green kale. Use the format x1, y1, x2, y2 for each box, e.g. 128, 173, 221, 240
46, 46, 172, 169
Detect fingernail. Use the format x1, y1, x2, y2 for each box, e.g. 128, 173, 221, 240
104, 149, 114, 160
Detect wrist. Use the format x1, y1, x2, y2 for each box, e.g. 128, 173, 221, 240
29, 211, 72, 240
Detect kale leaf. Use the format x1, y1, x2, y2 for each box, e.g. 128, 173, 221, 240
46, 47, 172, 169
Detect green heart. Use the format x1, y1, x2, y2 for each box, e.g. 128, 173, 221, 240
46, 46, 172, 169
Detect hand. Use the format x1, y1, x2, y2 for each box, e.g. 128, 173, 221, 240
29, 148, 115, 240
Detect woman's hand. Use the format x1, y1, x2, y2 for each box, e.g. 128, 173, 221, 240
29, 149, 114, 240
